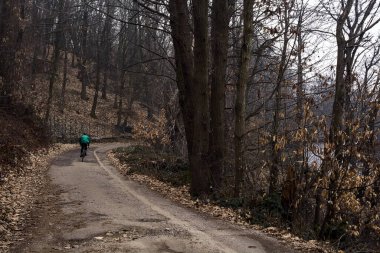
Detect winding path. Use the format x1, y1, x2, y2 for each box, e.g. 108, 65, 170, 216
12, 143, 296, 253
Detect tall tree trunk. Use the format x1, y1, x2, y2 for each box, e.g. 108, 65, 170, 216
295, 10, 306, 179
0, 0, 20, 98
168, 0, 194, 163
269, 2, 291, 195
102, 70, 108, 99
0, 1, 3, 29
367, 85, 380, 198
80, 0, 89, 100
314, 0, 354, 237
42, 1, 53, 61
117, 72, 125, 126
190, 0, 210, 196
316, 0, 354, 236
234, 0, 254, 197
123, 82, 134, 127
60, 47, 68, 113
169, 0, 214, 196
45, 0, 65, 122
288, 8, 307, 221
101, 1, 114, 100
90, 41, 101, 118
296, 16, 304, 131
367, 75, 380, 157
117, 90, 123, 127
91, 1, 114, 117
329, 0, 354, 154
209, 0, 230, 195
30, 0, 40, 91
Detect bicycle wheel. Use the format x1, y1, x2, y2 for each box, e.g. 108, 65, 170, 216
81, 150, 85, 162
82, 147, 88, 162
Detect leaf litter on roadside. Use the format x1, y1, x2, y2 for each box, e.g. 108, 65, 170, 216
0, 144, 76, 253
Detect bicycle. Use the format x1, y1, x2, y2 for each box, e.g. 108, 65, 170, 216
80, 145, 88, 162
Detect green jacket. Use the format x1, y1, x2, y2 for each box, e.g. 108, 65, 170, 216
80, 134, 91, 144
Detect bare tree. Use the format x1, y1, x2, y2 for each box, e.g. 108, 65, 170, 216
209, 0, 233, 195
0, 0, 22, 98
234, 0, 254, 197
45, 0, 65, 122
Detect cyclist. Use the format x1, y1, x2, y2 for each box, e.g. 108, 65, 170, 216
79, 133, 91, 157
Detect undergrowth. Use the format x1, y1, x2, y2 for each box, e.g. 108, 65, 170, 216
113, 145, 287, 227
112, 145, 190, 187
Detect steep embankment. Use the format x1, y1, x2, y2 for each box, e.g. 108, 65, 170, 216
29, 59, 120, 138
0, 105, 47, 176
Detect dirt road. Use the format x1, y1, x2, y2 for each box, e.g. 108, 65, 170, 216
12, 143, 296, 253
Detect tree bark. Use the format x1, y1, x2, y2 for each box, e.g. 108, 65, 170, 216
209, 0, 230, 194
60, 47, 68, 113
269, 1, 291, 195
102, 70, 108, 100
234, 0, 254, 197
90, 39, 101, 118
317, 0, 354, 237
45, 0, 65, 122
117, 74, 124, 126
169, 0, 214, 196
30, 0, 40, 91
168, 0, 194, 160
190, 0, 210, 196
329, 0, 354, 153
80, 0, 89, 100
288, 7, 307, 221
101, 1, 114, 100
0, 0, 20, 98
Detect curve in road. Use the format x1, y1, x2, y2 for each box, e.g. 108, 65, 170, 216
13, 143, 296, 253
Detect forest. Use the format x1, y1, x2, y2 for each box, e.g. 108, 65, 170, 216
1, 0, 380, 251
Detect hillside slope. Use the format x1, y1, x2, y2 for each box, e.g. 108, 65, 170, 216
0, 104, 47, 176
28, 56, 124, 139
